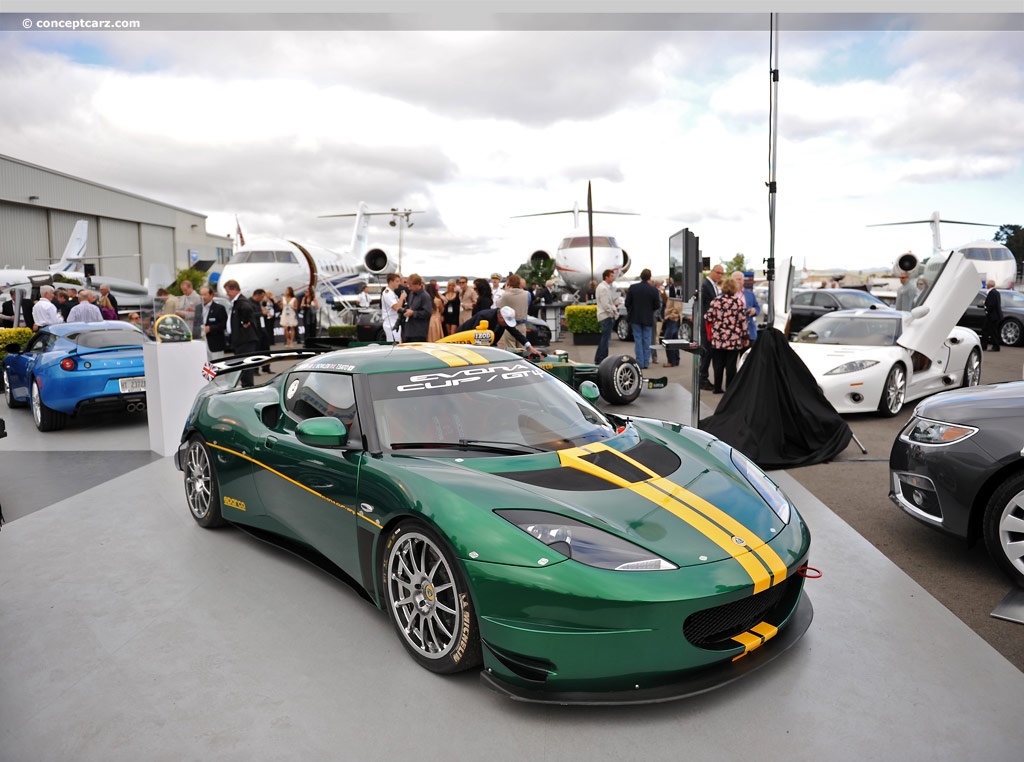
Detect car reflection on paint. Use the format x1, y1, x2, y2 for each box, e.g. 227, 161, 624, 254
176, 342, 813, 703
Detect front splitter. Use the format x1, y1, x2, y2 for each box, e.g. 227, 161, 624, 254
480, 593, 813, 705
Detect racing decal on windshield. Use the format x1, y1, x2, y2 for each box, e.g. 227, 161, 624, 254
405, 343, 490, 367
557, 443, 787, 594
730, 621, 779, 660
395, 362, 544, 393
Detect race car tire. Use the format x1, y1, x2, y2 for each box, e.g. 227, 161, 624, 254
999, 318, 1022, 347
597, 355, 643, 405
31, 379, 66, 431
183, 436, 226, 528
381, 520, 482, 674
877, 363, 906, 417
983, 471, 1024, 588
615, 317, 632, 341
3, 367, 24, 408
961, 348, 981, 388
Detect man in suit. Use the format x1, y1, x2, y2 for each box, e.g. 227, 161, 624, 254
400, 274, 433, 343
199, 286, 228, 360
982, 280, 1003, 352
250, 288, 273, 373
625, 268, 662, 369
222, 279, 260, 387
698, 264, 725, 390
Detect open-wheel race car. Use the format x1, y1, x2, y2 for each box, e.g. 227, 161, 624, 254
179, 341, 813, 704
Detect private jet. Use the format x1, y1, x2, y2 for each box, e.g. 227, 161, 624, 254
218, 203, 403, 298
872, 211, 1016, 289
513, 182, 635, 294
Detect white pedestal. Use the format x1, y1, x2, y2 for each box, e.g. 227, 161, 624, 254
144, 340, 210, 457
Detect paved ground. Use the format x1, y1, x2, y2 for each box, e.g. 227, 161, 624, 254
568, 334, 1024, 671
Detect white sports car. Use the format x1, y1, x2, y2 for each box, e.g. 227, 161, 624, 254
788, 251, 983, 417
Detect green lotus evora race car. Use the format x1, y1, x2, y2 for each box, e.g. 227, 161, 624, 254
176, 343, 812, 703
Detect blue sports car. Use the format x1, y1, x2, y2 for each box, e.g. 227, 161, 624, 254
2, 321, 148, 431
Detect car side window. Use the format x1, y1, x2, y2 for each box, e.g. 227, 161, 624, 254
792, 292, 814, 306
25, 333, 56, 353
811, 292, 835, 308
282, 371, 361, 446
971, 293, 985, 307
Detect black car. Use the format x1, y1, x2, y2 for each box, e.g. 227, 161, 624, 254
957, 289, 1024, 347
788, 288, 888, 335
889, 381, 1024, 587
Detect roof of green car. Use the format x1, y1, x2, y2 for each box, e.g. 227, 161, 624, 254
294, 342, 520, 374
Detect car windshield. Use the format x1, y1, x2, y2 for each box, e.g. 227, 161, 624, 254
834, 291, 885, 309
368, 358, 616, 454
793, 314, 901, 346
69, 327, 146, 349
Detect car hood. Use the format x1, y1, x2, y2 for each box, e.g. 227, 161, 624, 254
912, 380, 1024, 423
402, 421, 793, 574
789, 342, 891, 376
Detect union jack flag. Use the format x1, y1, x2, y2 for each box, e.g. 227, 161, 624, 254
202, 361, 217, 381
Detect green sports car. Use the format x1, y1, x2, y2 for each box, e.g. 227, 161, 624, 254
176, 343, 812, 703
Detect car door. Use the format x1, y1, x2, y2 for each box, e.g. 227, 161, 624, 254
788, 291, 817, 333
958, 292, 986, 334
899, 250, 981, 360
5, 330, 57, 400
251, 370, 365, 576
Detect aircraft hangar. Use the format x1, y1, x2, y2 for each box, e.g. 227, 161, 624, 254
0, 153, 231, 283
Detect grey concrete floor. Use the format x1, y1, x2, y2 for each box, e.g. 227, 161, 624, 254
2, 357, 1024, 761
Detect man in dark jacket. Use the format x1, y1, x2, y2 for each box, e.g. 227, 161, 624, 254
199, 286, 228, 359
698, 264, 725, 390
625, 268, 662, 369
982, 280, 1003, 352
223, 279, 261, 387
400, 274, 433, 342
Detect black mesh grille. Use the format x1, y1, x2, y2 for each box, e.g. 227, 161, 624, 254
683, 575, 799, 649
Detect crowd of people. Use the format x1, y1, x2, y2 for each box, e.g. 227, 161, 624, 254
380, 272, 551, 353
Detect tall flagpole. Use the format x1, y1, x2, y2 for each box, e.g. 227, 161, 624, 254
766, 12, 780, 326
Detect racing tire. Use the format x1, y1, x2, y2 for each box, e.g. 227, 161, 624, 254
877, 364, 906, 417
183, 436, 226, 528
982, 471, 1024, 588
678, 321, 693, 344
380, 520, 482, 674
31, 380, 67, 431
615, 317, 632, 341
999, 318, 1022, 347
597, 355, 643, 405
3, 367, 25, 408
961, 348, 982, 388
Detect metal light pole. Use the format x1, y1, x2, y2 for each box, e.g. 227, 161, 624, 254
389, 208, 415, 272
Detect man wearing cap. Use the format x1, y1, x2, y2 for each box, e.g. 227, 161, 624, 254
455, 305, 541, 358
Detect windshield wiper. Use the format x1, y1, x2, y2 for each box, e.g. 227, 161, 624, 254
390, 439, 545, 454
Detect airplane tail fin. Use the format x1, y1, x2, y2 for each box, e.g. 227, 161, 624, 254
48, 220, 89, 272
144, 263, 173, 296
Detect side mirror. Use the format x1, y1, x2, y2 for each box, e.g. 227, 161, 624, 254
296, 416, 348, 447
4, 343, 22, 355
579, 380, 600, 403
909, 305, 930, 321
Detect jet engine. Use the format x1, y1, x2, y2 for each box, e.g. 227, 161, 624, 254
893, 251, 920, 277
364, 246, 396, 274
530, 250, 552, 267
620, 250, 631, 275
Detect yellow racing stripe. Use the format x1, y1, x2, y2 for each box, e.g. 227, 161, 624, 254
557, 442, 787, 593
730, 621, 780, 660
206, 442, 381, 528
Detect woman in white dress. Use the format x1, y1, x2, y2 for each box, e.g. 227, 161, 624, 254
280, 286, 299, 347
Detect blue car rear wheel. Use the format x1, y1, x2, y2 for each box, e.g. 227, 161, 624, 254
31, 380, 66, 431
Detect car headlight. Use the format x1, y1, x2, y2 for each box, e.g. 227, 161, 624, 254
730, 449, 792, 523
900, 417, 978, 445
824, 359, 879, 375
496, 509, 677, 571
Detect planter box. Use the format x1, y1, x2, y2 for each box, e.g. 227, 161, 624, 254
571, 332, 601, 345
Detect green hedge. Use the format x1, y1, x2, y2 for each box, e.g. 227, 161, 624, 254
0, 327, 34, 361
564, 304, 600, 333
327, 325, 357, 338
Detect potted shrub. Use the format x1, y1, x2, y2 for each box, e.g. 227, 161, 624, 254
564, 304, 601, 345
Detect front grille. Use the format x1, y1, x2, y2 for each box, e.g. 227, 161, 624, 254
683, 575, 799, 649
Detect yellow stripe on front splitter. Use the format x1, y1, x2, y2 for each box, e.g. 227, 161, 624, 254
405, 343, 490, 367
557, 443, 787, 593
731, 621, 779, 660
206, 442, 381, 529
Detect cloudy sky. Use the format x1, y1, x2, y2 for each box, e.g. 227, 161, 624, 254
2, 4, 1022, 280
